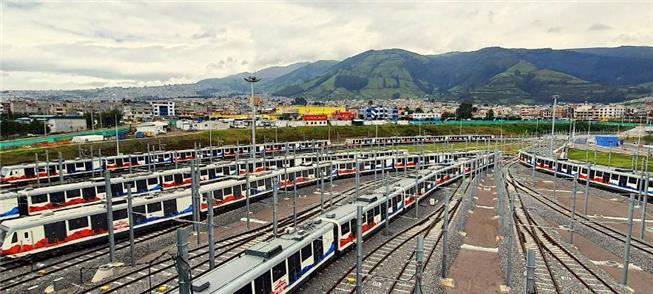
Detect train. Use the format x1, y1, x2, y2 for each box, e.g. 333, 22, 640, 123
0, 149, 403, 221
518, 150, 653, 196
176, 152, 497, 294
345, 134, 495, 147
0, 140, 331, 185
0, 151, 492, 258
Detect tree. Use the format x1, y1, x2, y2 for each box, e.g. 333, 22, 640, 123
291, 97, 308, 106
415, 107, 424, 113
455, 102, 474, 119
485, 109, 495, 120
441, 111, 454, 120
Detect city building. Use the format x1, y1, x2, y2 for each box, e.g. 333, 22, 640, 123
363, 106, 399, 121
150, 101, 176, 117
46, 117, 87, 133
124, 103, 153, 121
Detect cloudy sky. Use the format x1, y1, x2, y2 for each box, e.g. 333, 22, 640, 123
2, 1, 652, 90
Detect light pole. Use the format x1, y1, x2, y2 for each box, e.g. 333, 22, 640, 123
550, 95, 558, 156
244, 75, 261, 166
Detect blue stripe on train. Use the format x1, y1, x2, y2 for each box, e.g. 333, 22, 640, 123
0, 207, 19, 218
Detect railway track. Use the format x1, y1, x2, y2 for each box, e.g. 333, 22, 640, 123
506, 163, 653, 257
0, 223, 187, 292
326, 178, 469, 294
84, 179, 385, 294
509, 181, 620, 293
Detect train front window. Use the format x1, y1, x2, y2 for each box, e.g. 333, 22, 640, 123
0, 228, 6, 246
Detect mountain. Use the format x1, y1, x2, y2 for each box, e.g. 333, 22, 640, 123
275, 46, 653, 103
193, 62, 310, 95
4, 46, 653, 104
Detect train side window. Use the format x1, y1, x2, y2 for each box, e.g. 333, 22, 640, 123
66, 189, 81, 199
254, 271, 272, 294
224, 187, 233, 196
113, 209, 128, 220
234, 284, 252, 294
214, 189, 223, 200
12, 232, 17, 243
148, 178, 158, 185
301, 244, 312, 261
147, 202, 162, 213
272, 261, 287, 281
287, 252, 301, 284
68, 217, 89, 230
164, 175, 173, 182
82, 187, 97, 198
340, 222, 350, 235
31, 194, 48, 204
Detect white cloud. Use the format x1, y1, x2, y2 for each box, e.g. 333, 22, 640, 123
1, 1, 652, 90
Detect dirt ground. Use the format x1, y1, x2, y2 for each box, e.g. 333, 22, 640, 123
447, 174, 504, 293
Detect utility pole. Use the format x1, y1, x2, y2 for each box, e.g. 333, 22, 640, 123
127, 184, 135, 266
550, 95, 558, 157
244, 75, 261, 170
584, 163, 591, 215
525, 249, 536, 294
356, 206, 363, 294
58, 151, 64, 183
570, 173, 579, 244
115, 112, 120, 155
245, 158, 251, 229
176, 228, 190, 294
355, 155, 360, 201
415, 236, 424, 294
104, 170, 115, 263
207, 190, 216, 270
293, 183, 298, 228
273, 177, 279, 238
441, 188, 450, 279
640, 152, 650, 240
623, 193, 635, 286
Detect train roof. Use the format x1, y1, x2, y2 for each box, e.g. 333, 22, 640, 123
0, 190, 189, 230
188, 221, 333, 293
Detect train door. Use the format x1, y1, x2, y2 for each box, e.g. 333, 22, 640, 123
174, 173, 183, 185
24, 167, 36, 179
136, 179, 148, 192
300, 244, 314, 271
163, 200, 178, 217
619, 175, 627, 187
82, 187, 97, 201
90, 213, 108, 233
44, 221, 67, 244
271, 261, 289, 293
287, 251, 301, 284
50, 191, 65, 206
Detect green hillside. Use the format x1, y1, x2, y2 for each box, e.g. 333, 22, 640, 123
274, 46, 653, 103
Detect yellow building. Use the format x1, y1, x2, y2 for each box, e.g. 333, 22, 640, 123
275, 106, 346, 117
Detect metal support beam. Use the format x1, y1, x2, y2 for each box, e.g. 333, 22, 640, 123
415, 236, 424, 294
525, 249, 535, 294
623, 193, 635, 286
207, 189, 216, 270
104, 170, 115, 263
356, 206, 363, 294
176, 228, 190, 294
127, 185, 135, 267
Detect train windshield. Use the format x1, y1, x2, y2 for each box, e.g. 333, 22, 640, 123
0, 227, 6, 247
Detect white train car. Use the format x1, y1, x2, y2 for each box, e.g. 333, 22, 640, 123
0, 140, 330, 185
518, 150, 653, 196
179, 152, 497, 294
345, 134, 495, 147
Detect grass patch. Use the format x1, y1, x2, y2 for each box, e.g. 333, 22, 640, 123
0, 123, 620, 166
567, 148, 650, 170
